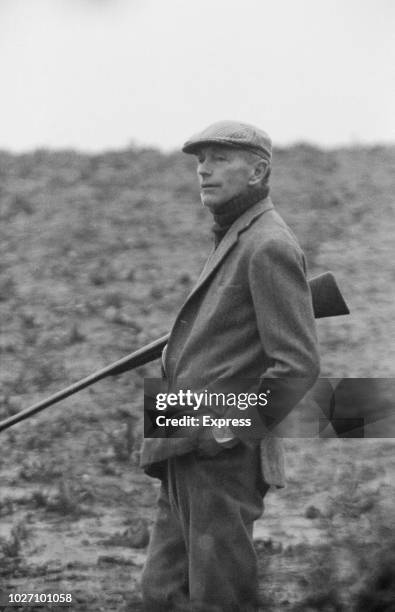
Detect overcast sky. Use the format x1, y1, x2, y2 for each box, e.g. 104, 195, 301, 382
0, 0, 394, 152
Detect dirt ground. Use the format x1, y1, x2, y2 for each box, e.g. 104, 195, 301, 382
0, 145, 394, 610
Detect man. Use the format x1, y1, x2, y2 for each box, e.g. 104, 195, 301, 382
140, 121, 320, 611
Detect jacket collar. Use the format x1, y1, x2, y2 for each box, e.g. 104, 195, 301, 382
193, 196, 274, 292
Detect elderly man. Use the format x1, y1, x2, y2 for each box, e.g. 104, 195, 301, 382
140, 121, 320, 612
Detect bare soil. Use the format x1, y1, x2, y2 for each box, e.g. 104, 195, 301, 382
0, 145, 394, 610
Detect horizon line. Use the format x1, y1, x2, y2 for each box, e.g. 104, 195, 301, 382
1, 139, 394, 157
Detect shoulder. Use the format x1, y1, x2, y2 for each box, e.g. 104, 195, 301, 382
242, 208, 304, 263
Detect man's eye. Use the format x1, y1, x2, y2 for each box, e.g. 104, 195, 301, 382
214, 155, 227, 161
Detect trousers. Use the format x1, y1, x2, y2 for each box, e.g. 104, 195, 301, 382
141, 443, 268, 612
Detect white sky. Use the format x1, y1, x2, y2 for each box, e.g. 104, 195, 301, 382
0, 0, 394, 152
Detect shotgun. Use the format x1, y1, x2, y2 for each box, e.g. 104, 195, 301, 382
0, 271, 349, 433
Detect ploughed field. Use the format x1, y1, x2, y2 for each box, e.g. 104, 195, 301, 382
0, 145, 394, 610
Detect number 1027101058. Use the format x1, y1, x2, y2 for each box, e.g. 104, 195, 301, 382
2, 592, 73, 606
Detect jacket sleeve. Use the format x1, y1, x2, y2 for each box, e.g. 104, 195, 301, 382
248, 237, 320, 428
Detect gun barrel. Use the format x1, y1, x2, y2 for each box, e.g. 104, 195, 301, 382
0, 334, 168, 433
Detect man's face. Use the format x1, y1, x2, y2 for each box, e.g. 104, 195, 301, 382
195, 145, 256, 209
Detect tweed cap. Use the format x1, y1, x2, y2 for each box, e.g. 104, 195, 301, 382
182, 120, 272, 163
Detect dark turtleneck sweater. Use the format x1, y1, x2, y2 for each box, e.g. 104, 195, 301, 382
211, 183, 270, 247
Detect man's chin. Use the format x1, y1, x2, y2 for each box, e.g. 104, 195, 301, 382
200, 195, 227, 210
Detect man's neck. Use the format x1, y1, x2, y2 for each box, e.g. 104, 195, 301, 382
211, 183, 269, 246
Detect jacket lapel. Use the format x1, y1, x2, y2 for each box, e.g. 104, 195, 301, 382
164, 197, 274, 382
190, 197, 274, 298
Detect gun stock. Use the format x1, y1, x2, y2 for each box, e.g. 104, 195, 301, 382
309, 271, 349, 319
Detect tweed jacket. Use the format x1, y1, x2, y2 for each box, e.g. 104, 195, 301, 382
140, 197, 320, 486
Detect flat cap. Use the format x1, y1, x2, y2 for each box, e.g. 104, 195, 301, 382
182, 120, 272, 163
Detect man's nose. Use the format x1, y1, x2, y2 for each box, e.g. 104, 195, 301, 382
197, 161, 212, 177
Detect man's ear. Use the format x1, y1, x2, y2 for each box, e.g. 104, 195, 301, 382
248, 160, 268, 186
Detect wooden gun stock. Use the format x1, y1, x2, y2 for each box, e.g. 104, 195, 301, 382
309, 271, 349, 319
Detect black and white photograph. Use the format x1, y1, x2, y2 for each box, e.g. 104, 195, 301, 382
0, 1, 394, 610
